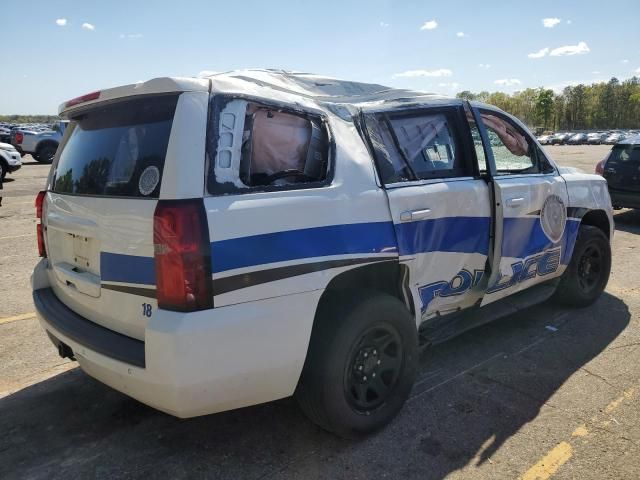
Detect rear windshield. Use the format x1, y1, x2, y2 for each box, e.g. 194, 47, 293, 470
608, 145, 640, 165
52, 95, 179, 197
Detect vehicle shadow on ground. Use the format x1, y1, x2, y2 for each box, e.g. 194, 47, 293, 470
614, 209, 640, 235
0, 293, 630, 480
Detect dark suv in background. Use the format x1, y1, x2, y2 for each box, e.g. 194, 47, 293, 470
597, 135, 640, 209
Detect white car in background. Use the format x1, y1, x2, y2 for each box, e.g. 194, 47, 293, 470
0, 142, 22, 179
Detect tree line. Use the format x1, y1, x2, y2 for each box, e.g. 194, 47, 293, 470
456, 77, 640, 132
0, 115, 60, 124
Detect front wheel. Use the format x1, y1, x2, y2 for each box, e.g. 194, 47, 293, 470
553, 225, 611, 307
295, 292, 418, 438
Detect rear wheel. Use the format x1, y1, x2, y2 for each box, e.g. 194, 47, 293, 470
36, 144, 57, 164
553, 225, 611, 307
295, 291, 418, 438
0, 161, 5, 180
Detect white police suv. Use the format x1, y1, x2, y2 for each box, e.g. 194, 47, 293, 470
32, 70, 613, 438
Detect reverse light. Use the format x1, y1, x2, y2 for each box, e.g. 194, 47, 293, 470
35, 191, 47, 257
64, 91, 101, 109
153, 200, 213, 312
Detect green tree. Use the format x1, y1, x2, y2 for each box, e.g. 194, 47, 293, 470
535, 88, 555, 129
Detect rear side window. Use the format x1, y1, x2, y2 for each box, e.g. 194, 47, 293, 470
608, 145, 640, 165
52, 95, 179, 198
364, 107, 471, 184
207, 97, 330, 194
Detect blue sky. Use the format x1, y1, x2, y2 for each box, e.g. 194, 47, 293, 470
3, 0, 639, 114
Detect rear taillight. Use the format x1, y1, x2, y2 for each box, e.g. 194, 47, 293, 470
64, 91, 101, 109
153, 200, 213, 312
15, 132, 23, 144
595, 158, 606, 175
35, 191, 46, 257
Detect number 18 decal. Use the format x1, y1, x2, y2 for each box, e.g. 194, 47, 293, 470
142, 303, 153, 317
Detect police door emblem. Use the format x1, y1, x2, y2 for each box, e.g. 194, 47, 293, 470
540, 194, 566, 243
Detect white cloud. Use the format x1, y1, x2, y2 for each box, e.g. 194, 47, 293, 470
621, 59, 629, 64
542, 18, 561, 28
549, 41, 589, 56
566, 20, 572, 24
456, 32, 467, 38
420, 20, 438, 30
392, 68, 452, 78
55, 18, 67, 27
494, 78, 522, 87
81, 23, 95, 31
592, 70, 601, 74
528, 47, 549, 59
636, 67, 640, 74
119, 33, 143, 39
380, 21, 390, 28
478, 63, 491, 69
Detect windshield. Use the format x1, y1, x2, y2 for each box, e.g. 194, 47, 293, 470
52, 94, 178, 198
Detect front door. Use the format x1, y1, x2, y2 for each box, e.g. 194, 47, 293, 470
470, 107, 574, 305
362, 104, 492, 321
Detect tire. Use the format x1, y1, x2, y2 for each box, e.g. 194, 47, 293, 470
295, 291, 418, 438
0, 161, 5, 180
36, 144, 57, 164
553, 225, 611, 307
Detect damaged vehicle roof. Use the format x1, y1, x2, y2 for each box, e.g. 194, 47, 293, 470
204, 69, 459, 114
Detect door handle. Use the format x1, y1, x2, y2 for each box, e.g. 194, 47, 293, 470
400, 208, 432, 222
506, 197, 525, 208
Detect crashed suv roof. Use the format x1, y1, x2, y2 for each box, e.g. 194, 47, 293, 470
59, 69, 458, 117
205, 69, 456, 111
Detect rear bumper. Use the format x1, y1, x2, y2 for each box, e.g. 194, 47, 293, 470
609, 188, 640, 209
31, 259, 321, 418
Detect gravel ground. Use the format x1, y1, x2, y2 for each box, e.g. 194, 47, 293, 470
0, 146, 638, 480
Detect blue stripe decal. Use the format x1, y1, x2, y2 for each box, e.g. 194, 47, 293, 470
97, 216, 580, 284
501, 217, 580, 262
211, 222, 398, 273
100, 252, 156, 285
394, 216, 491, 256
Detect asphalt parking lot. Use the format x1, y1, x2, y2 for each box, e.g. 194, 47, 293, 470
1, 146, 638, 479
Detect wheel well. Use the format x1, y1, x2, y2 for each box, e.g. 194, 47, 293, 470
37, 140, 58, 153
313, 260, 415, 326
581, 209, 610, 238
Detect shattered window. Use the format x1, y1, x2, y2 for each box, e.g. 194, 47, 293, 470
478, 112, 536, 173
365, 108, 468, 183
211, 99, 329, 191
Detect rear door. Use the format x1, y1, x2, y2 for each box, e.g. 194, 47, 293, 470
604, 143, 640, 193
43, 94, 182, 340
470, 107, 573, 305
363, 104, 492, 321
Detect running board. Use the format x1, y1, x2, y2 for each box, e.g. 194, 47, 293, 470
419, 280, 559, 346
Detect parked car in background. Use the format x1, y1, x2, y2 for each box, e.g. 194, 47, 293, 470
0, 126, 10, 144
586, 132, 605, 145
11, 121, 68, 163
596, 135, 640, 209
537, 134, 553, 145
0, 142, 22, 179
604, 132, 626, 145
567, 133, 588, 145
550, 133, 570, 145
